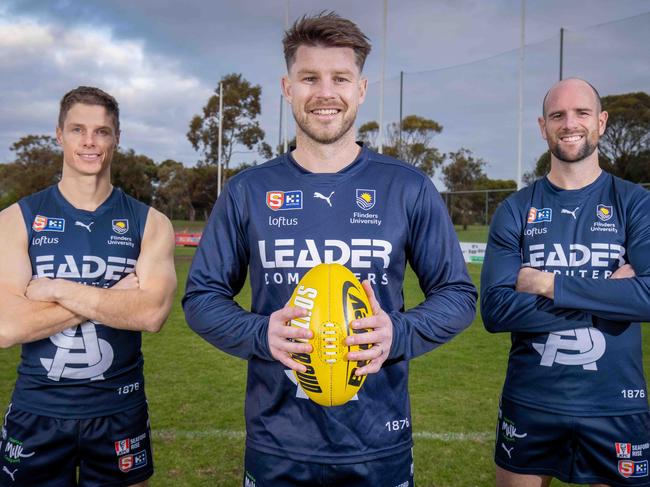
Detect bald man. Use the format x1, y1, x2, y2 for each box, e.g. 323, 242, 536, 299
481, 78, 650, 486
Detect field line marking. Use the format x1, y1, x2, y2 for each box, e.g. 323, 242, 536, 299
152, 429, 493, 442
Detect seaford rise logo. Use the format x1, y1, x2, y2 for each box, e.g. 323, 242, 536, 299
257, 239, 392, 269
34, 255, 136, 281
525, 243, 625, 269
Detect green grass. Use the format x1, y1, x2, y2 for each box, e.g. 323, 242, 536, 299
454, 224, 489, 243
1, 249, 645, 486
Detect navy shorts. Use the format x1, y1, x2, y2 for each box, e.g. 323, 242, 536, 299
243, 447, 414, 487
495, 396, 650, 486
0, 402, 153, 487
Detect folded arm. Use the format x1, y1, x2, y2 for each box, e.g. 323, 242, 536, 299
481, 201, 595, 334
26, 208, 177, 332
0, 204, 82, 348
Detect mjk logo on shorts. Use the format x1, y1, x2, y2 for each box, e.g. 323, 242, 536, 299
619, 460, 649, 478
527, 207, 552, 224
266, 191, 303, 211
32, 215, 65, 233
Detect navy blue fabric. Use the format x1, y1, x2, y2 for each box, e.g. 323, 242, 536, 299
12, 185, 150, 419
0, 403, 153, 487
496, 396, 650, 486
482, 172, 650, 415
184, 146, 477, 463
243, 447, 413, 487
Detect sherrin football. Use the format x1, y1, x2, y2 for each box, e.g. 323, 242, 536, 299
288, 263, 372, 407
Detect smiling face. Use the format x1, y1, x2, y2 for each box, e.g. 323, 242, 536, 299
282, 44, 367, 146
538, 79, 608, 164
56, 103, 119, 178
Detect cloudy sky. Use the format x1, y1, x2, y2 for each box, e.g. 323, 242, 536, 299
1, 0, 649, 186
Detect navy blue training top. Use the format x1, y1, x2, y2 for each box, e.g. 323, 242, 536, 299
183, 146, 477, 463
481, 171, 650, 415
13, 184, 149, 418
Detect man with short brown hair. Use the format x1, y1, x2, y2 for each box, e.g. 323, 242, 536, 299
0, 86, 176, 487
184, 12, 476, 486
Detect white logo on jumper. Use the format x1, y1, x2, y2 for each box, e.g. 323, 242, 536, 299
533, 328, 606, 371
40, 321, 114, 381
284, 370, 359, 401
313, 191, 335, 207
561, 207, 579, 219
74, 221, 94, 232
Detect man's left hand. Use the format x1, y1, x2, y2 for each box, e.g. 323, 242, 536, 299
345, 280, 393, 376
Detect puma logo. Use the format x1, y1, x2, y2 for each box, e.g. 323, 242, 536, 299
2, 466, 17, 482
75, 221, 94, 232
560, 207, 579, 220
501, 443, 514, 459
313, 191, 335, 207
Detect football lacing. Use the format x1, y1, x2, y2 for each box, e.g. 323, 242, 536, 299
322, 322, 339, 364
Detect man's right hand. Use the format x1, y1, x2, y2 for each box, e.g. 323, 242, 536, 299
268, 305, 313, 372
611, 264, 636, 279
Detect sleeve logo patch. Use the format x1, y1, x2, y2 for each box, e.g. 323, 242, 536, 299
32, 215, 65, 233
527, 207, 552, 224
266, 191, 303, 211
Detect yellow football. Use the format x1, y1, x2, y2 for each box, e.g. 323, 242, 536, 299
288, 263, 372, 407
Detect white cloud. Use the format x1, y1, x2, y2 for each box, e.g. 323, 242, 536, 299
0, 13, 209, 164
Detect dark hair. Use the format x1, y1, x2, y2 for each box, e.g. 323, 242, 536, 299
58, 86, 120, 132
283, 11, 372, 71
542, 78, 602, 117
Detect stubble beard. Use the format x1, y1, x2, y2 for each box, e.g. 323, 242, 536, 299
293, 108, 357, 145
549, 131, 599, 164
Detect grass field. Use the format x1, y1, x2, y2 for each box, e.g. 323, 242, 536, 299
1, 226, 647, 486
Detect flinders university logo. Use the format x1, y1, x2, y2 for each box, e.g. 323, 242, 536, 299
597, 204, 613, 222
112, 219, 129, 234
355, 189, 375, 210
40, 321, 114, 381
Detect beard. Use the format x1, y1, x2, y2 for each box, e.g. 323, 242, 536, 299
548, 131, 599, 163
293, 106, 357, 145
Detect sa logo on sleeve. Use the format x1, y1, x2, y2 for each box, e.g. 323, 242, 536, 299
32, 215, 65, 233
266, 190, 303, 211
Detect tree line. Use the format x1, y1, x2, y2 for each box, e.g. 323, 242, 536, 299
1, 74, 648, 225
